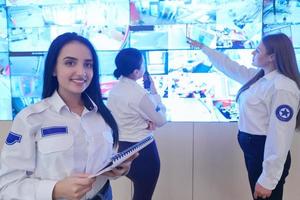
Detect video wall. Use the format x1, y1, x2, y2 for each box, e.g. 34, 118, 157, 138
0, 0, 300, 122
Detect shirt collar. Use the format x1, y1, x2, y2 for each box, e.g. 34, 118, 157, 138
263, 70, 279, 80
119, 76, 138, 85
262, 70, 279, 81
47, 90, 67, 113
47, 90, 98, 113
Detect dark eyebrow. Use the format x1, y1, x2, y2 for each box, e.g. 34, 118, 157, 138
63, 57, 93, 62
84, 59, 93, 62
63, 56, 93, 62
63, 56, 77, 61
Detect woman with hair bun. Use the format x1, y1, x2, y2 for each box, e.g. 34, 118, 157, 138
108, 48, 167, 200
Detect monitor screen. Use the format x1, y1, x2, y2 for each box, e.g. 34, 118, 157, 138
0, 0, 299, 121
7, 1, 130, 51
5, 0, 80, 6
263, 0, 300, 24
98, 51, 119, 75
130, 0, 216, 25
263, 0, 300, 48
144, 50, 168, 74
10, 54, 45, 98
157, 49, 256, 122
0, 6, 8, 52
263, 24, 300, 48
97, 51, 119, 98
130, 0, 262, 50
0, 52, 12, 120
215, 0, 262, 49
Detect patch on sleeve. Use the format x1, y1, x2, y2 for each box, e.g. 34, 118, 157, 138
5, 132, 22, 145
41, 126, 68, 137
276, 105, 293, 122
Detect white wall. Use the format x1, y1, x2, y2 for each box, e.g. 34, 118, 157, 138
0, 121, 11, 148
0, 121, 299, 199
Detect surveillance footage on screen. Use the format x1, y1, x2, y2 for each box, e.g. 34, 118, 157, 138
0, 0, 299, 121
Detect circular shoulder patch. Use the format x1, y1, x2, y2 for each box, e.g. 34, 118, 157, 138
275, 105, 293, 122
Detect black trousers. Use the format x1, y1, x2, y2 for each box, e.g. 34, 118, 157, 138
238, 131, 291, 200
89, 180, 112, 200
118, 140, 160, 200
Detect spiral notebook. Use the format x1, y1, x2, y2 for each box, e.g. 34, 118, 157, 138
90, 135, 154, 177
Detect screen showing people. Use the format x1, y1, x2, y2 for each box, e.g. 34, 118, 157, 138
0, 0, 300, 121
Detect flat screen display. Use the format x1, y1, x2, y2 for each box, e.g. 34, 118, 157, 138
263, 0, 300, 24
7, 1, 129, 52
0, 6, 8, 52
0, 0, 299, 122
149, 49, 255, 122
130, 0, 262, 49
0, 53, 12, 120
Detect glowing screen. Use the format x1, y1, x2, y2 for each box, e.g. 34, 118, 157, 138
1, 0, 299, 121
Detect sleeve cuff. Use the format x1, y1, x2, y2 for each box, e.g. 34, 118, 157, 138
257, 174, 277, 190
36, 180, 57, 200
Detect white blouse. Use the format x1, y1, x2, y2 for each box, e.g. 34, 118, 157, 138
202, 46, 300, 190
0, 91, 113, 200
108, 76, 167, 142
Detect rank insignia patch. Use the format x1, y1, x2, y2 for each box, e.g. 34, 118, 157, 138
6, 132, 22, 145
276, 105, 293, 122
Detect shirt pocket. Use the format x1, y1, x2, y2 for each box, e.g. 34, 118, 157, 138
242, 90, 263, 106
37, 134, 74, 154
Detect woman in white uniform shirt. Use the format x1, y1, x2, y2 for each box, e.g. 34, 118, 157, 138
0, 32, 136, 200
188, 33, 300, 200
107, 48, 167, 200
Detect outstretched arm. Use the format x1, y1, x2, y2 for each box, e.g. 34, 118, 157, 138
187, 37, 258, 84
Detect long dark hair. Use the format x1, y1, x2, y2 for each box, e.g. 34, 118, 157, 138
113, 48, 143, 78
237, 33, 300, 128
262, 33, 300, 88
263, 33, 300, 128
42, 32, 118, 146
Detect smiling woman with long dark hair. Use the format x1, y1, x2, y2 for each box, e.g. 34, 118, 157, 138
0, 32, 137, 200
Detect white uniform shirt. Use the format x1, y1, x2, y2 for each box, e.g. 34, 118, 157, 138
0, 91, 114, 200
107, 76, 167, 142
202, 46, 300, 190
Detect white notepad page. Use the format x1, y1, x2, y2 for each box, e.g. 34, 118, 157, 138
89, 135, 154, 178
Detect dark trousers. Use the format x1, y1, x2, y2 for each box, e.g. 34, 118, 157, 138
118, 140, 160, 200
90, 181, 112, 200
238, 131, 291, 200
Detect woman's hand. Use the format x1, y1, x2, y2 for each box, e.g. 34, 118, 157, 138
149, 75, 158, 95
102, 153, 139, 178
146, 120, 157, 131
253, 183, 272, 199
186, 37, 204, 49
52, 173, 96, 200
